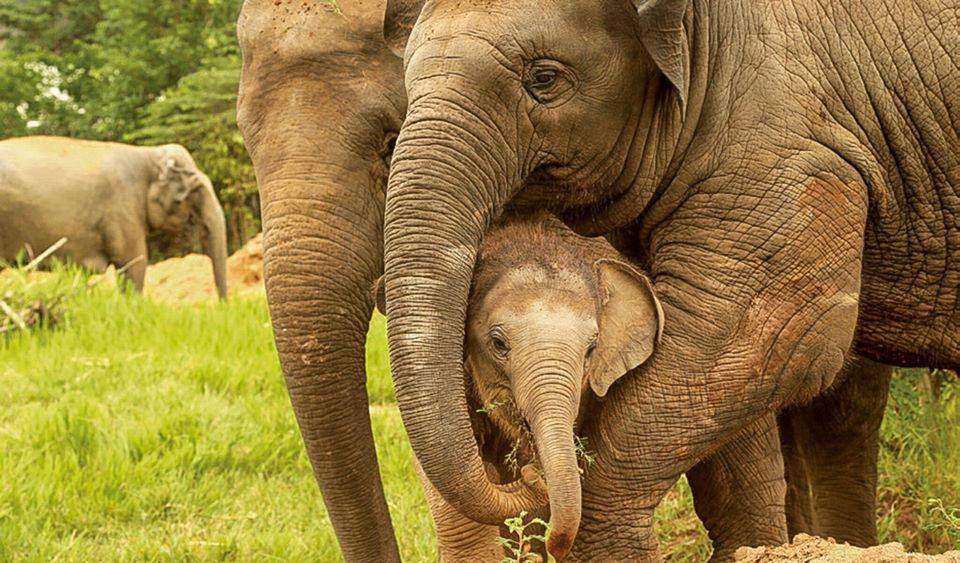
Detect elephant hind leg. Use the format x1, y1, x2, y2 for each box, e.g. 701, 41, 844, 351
688, 412, 788, 562
778, 355, 892, 547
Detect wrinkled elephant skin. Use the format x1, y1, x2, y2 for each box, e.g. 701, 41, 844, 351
380, 0, 959, 558
236, 0, 405, 560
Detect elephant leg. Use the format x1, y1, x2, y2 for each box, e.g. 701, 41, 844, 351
109, 240, 147, 294
120, 258, 147, 294
778, 355, 892, 546
688, 412, 788, 562
414, 458, 504, 562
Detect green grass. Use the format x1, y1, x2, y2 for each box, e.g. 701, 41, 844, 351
1, 270, 957, 560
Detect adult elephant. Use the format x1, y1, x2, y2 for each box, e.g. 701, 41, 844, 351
237, 1, 787, 560
379, 0, 958, 559
0, 136, 227, 298
236, 1, 406, 560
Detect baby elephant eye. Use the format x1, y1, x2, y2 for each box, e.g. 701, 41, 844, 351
489, 328, 510, 358
585, 341, 597, 359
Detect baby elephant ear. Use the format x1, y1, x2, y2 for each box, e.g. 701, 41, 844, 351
372, 275, 387, 315
588, 259, 664, 397
383, 0, 427, 58
632, 0, 690, 114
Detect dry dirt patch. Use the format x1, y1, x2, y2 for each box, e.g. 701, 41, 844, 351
736, 534, 960, 562
143, 233, 264, 304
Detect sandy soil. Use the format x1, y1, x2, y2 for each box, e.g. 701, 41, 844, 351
735, 534, 960, 562
139, 233, 265, 304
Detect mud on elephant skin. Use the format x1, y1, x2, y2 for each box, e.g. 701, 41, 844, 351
0, 136, 228, 298
380, 0, 959, 558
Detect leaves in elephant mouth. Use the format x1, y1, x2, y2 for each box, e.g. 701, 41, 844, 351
574, 435, 596, 476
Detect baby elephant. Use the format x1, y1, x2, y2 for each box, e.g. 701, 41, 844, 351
378, 212, 662, 560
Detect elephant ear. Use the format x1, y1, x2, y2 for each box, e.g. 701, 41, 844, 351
588, 259, 664, 397
632, 0, 690, 114
148, 156, 194, 215
383, 0, 427, 57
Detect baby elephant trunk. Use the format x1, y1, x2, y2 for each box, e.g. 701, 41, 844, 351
521, 368, 583, 560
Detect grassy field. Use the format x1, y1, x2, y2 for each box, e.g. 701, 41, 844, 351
1, 270, 957, 561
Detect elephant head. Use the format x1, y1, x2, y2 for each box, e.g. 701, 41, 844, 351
148, 145, 228, 300
462, 215, 663, 558
379, 0, 691, 534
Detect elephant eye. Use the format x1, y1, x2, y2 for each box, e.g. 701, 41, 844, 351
585, 341, 597, 359
489, 327, 510, 358
523, 60, 574, 105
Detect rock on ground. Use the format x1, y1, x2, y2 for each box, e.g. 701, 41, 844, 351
735, 534, 960, 562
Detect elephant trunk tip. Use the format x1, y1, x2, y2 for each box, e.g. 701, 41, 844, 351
548, 527, 575, 561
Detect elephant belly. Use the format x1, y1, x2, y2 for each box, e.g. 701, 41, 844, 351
857, 210, 960, 371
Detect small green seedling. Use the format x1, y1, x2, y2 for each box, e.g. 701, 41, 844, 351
498, 511, 551, 563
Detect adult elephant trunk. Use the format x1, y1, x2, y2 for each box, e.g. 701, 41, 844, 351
198, 181, 228, 300
383, 112, 544, 524
238, 47, 402, 563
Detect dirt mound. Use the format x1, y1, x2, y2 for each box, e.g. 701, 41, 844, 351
736, 534, 960, 562
144, 233, 265, 304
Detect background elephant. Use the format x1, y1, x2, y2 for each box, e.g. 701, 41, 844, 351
378, 0, 958, 558
0, 136, 227, 298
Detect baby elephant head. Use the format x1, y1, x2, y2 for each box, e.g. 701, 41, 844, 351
465, 245, 662, 559
375, 216, 663, 559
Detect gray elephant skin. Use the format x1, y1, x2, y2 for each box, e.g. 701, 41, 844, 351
378, 0, 958, 559
0, 136, 228, 298
236, 0, 918, 560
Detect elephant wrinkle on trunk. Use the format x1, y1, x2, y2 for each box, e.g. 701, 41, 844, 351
0, 136, 227, 298
381, 0, 958, 557
379, 212, 663, 559
237, 0, 407, 560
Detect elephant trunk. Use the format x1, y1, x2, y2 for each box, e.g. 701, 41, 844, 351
254, 152, 396, 559
515, 352, 583, 560
198, 182, 229, 300
384, 113, 544, 525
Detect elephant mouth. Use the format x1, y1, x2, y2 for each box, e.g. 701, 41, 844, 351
478, 406, 538, 483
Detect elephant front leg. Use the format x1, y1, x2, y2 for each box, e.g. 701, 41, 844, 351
687, 412, 788, 561
778, 355, 892, 546
413, 458, 505, 562
574, 172, 869, 560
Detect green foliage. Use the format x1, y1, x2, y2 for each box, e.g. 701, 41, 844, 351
498, 511, 549, 563
0, 0, 240, 139
878, 369, 960, 553
0, 262, 89, 336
